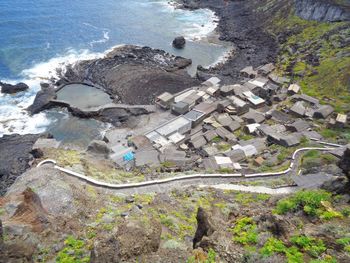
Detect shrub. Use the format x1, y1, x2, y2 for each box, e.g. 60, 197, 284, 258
274, 190, 332, 217
231, 217, 258, 245
260, 238, 303, 263
336, 237, 350, 253
291, 235, 326, 257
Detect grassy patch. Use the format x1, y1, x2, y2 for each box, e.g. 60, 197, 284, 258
260, 237, 303, 263
291, 235, 326, 258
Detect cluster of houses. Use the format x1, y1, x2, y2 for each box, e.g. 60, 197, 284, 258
123, 63, 348, 172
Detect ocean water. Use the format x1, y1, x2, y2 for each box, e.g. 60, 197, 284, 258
0, 0, 230, 142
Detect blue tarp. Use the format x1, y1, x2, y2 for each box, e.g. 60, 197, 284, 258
123, 152, 134, 162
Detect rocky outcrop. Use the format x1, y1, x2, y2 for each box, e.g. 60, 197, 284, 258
0, 188, 50, 232
27, 86, 57, 115
294, 0, 350, 22
87, 140, 111, 157
193, 207, 215, 248
0, 82, 29, 94
172, 36, 186, 49
61, 45, 198, 104
0, 134, 40, 196
339, 145, 350, 177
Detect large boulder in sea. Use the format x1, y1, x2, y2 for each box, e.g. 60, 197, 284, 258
0, 82, 29, 94
172, 36, 186, 49
60, 45, 199, 105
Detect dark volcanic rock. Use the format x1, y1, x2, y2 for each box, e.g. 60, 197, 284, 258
172, 36, 186, 49
0, 134, 40, 196
27, 87, 57, 115
177, 0, 278, 84
193, 207, 214, 249
87, 140, 111, 157
0, 82, 29, 94
61, 45, 198, 104
339, 146, 350, 177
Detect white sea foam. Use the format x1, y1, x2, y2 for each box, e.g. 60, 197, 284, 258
0, 48, 104, 137
152, 0, 218, 41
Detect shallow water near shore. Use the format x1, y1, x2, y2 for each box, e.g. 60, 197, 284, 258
0, 0, 231, 140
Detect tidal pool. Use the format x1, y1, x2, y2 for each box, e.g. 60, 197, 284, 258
56, 84, 112, 110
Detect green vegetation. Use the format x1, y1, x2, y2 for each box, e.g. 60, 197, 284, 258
56, 236, 89, 263
269, 8, 350, 112
231, 217, 258, 245
234, 130, 254, 141
234, 192, 271, 206
274, 190, 340, 219
260, 237, 303, 263
336, 237, 350, 253
216, 142, 232, 152
291, 235, 326, 257
186, 248, 217, 263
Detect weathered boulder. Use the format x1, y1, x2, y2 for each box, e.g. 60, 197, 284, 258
27, 87, 56, 115
0, 82, 29, 94
321, 176, 349, 194
0, 134, 40, 196
172, 36, 186, 49
339, 146, 350, 177
193, 207, 215, 248
87, 140, 111, 157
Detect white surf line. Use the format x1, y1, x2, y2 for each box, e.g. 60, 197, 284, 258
36, 146, 342, 189
199, 184, 298, 195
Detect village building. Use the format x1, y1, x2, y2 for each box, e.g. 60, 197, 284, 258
291, 94, 319, 105
202, 77, 221, 87
168, 132, 186, 145
313, 105, 334, 119
205, 85, 220, 97
248, 77, 269, 88
171, 101, 189, 115
155, 116, 192, 138
225, 148, 246, 162
279, 134, 301, 147
216, 127, 237, 143
242, 109, 265, 124
229, 96, 250, 115
257, 63, 275, 76
155, 92, 174, 109
214, 156, 234, 169
232, 84, 251, 98
287, 84, 301, 95
184, 109, 206, 127
240, 138, 267, 153
204, 130, 218, 142
203, 158, 219, 171
272, 93, 288, 102
290, 101, 306, 117
335, 113, 347, 128
286, 119, 310, 132
194, 102, 218, 116
244, 123, 261, 134
189, 135, 207, 150
202, 145, 220, 157
232, 144, 258, 157
220, 85, 234, 96
268, 73, 290, 85
243, 91, 265, 108
240, 66, 258, 79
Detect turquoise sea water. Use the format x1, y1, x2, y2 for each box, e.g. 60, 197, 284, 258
0, 0, 230, 144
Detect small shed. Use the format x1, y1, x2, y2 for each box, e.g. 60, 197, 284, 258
257, 63, 275, 76
171, 101, 190, 115
313, 105, 334, 119
225, 149, 246, 162
202, 77, 221, 87
190, 135, 207, 150
242, 109, 265, 124
214, 156, 234, 169
240, 66, 257, 79
184, 110, 206, 127
220, 85, 234, 96
204, 130, 218, 142
243, 91, 265, 108
155, 92, 174, 109
335, 113, 347, 128
229, 95, 250, 115
287, 84, 301, 95
286, 119, 310, 132
290, 101, 306, 117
